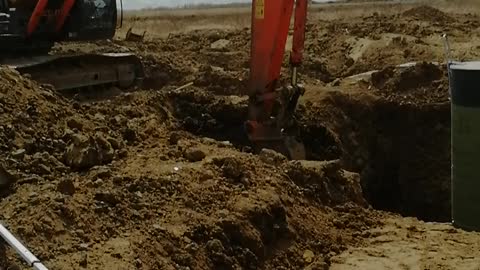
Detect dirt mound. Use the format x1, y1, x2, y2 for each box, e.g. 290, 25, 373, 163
371, 62, 449, 104
302, 16, 443, 81
403, 5, 454, 23
0, 68, 138, 181
0, 68, 382, 269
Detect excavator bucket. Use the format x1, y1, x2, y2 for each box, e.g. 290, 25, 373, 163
246, 0, 308, 160
125, 28, 147, 42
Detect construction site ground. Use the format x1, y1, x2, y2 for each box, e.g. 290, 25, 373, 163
2, 1, 480, 269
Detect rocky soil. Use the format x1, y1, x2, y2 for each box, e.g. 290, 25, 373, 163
1, 3, 480, 270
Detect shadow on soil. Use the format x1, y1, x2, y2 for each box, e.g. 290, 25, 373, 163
168, 86, 451, 223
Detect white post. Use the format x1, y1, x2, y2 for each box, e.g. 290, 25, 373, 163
0, 223, 48, 270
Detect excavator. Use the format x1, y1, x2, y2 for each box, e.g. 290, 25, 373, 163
0, 0, 144, 90
0, 0, 308, 159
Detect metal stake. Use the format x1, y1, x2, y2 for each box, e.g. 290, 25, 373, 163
442, 33, 454, 97
442, 33, 452, 65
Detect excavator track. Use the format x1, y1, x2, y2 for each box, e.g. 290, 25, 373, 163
1, 53, 145, 91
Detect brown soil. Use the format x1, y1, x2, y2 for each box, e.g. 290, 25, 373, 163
1, 3, 480, 270
402, 5, 454, 23
370, 62, 449, 104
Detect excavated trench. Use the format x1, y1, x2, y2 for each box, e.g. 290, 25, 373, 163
168, 89, 342, 161
333, 98, 451, 222
169, 79, 452, 222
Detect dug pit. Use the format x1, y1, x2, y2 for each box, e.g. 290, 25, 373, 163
317, 93, 451, 222
168, 88, 342, 161
170, 62, 452, 223
303, 63, 451, 222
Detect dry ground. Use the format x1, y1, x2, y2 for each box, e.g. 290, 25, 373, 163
1, 1, 480, 270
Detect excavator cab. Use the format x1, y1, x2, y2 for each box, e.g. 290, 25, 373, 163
0, 0, 118, 53
0, 0, 143, 91
61, 0, 117, 41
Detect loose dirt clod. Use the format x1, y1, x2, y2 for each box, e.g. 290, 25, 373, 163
64, 133, 115, 170
57, 178, 75, 196
184, 147, 207, 162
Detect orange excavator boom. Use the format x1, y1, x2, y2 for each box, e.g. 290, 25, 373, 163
26, 0, 48, 37
246, 0, 308, 159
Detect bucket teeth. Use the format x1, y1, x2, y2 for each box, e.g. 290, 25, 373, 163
125, 28, 147, 42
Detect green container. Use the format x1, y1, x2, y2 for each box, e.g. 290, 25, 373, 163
450, 61, 480, 231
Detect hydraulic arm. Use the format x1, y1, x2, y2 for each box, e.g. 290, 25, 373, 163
246, 0, 308, 160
